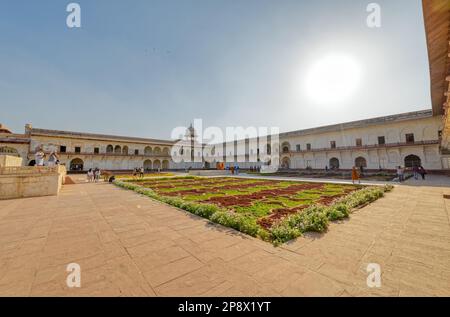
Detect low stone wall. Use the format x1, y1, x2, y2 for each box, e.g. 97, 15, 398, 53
0, 165, 67, 200
0, 155, 23, 167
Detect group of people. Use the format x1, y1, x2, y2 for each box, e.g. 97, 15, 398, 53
34, 148, 60, 167
398, 165, 427, 182
249, 166, 261, 172
228, 165, 240, 175
132, 167, 145, 178
87, 168, 102, 182
351, 165, 427, 184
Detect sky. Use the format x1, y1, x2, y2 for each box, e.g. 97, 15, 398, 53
0, 0, 431, 140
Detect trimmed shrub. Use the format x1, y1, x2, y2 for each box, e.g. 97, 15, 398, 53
270, 223, 302, 246
210, 211, 259, 237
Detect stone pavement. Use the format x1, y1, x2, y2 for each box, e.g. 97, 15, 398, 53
0, 177, 449, 296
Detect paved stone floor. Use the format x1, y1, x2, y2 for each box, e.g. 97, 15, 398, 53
0, 176, 449, 296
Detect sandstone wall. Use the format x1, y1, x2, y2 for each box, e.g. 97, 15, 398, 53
0, 165, 66, 200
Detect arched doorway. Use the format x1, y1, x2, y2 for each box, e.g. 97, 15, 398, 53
281, 157, 291, 169
70, 158, 84, 171
28, 160, 36, 166
114, 145, 121, 154
122, 146, 129, 155
162, 160, 169, 170
106, 145, 113, 153
355, 157, 367, 168
153, 147, 162, 155
153, 159, 161, 170
143, 160, 152, 171
404, 155, 421, 168
329, 158, 340, 170
144, 146, 152, 156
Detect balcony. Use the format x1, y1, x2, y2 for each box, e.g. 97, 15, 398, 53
284, 140, 440, 154
29, 151, 171, 158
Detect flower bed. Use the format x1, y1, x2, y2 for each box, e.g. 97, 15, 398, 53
114, 177, 393, 245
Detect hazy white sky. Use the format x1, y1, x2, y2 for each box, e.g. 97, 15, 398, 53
0, 0, 430, 139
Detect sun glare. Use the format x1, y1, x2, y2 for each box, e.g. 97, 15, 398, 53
304, 54, 361, 105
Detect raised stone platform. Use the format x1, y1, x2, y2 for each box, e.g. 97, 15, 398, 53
0, 165, 66, 200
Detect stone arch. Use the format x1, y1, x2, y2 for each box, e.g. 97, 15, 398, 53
329, 157, 340, 169
162, 147, 170, 155
281, 142, 291, 154
70, 158, 84, 171
144, 146, 152, 155
153, 159, 161, 170
106, 145, 114, 153
114, 145, 121, 154
355, 157, 367, 168
404, 155, 421, 168
162, 160, 170, 170
122, 146, 129, 155
281, 157, 291, 169
154, 147, 162, 155
143, 160, 152, 170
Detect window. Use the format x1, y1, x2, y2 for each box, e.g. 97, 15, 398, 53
94, 147, 99, 154
378, 136, 386, 145
356, 139, 362, 147
75, 147, 81, 153
296, 145, 301, 152
406, 134, 415, 143
330, 141, 336, 149
306, 144, 311, 151
134, 149, 139, 155
60, 146, 66, 153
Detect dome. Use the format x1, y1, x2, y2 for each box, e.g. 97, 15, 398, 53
0, 124, 12, 134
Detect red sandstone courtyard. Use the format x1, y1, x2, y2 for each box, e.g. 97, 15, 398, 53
0, 175, 449, 296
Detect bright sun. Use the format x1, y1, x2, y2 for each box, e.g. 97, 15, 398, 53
304, 54, 361, 104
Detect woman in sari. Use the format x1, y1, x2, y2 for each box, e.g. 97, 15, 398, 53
352, 166, 360, 184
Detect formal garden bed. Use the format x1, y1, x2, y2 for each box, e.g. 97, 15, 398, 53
114, 176, 393, 245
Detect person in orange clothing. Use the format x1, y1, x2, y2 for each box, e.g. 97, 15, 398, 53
351, 166, 361, 184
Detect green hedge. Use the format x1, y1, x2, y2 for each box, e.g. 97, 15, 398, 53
114, 180, 393, 246
269, 185, 393, 245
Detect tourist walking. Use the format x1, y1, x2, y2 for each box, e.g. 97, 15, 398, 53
139, 167, 144, 178
47, 151, 59, 167
94, 168, 101, 182
418, 166, 427, 180
35, 148, 45, 166
412, 165, 419, 180
397, 166, 405, 182
351, 166, 360, 184
87, 169, 94, 182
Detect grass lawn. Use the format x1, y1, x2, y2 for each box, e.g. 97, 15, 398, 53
115, 176, 392, 245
